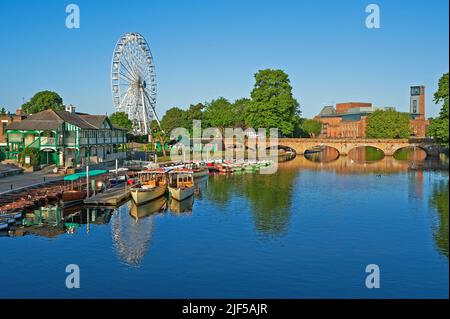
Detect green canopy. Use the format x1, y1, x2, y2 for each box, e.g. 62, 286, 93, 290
64, 170, 108, 181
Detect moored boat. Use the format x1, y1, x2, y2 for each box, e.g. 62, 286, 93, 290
62, 190, 87, 206
130, 169, 167, 205
185, 162, 209, 178
109, 167, 129, 185
0, 219, 9, 230
62, 170, 108, 207
244, 163, 257, 172
168, 169, 195, 201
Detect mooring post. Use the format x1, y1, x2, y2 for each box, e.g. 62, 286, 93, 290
115, 159, 118, 185
86, 165, 90, 198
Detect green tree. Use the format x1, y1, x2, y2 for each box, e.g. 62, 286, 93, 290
184, 103, 205, 133
21, 91, 63, 114
203, 97, 236, 131
153, 130, 169, 158
427, 72, 449, 145
245, 69, 300, 136
18, 147, 40, 168
0, 107, 7, 115
366, 109, 411, 139
203, 97, 237, 150
232, 98, 249, 129
160, 107, 188, 133
109, 111, 132, 131
301, 119, 322, 137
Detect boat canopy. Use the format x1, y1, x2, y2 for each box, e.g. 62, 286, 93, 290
169, 168, 194, 175
64, 170, 108, 181
137, 167, 171, 174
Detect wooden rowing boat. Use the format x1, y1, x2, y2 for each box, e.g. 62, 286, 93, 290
62, 190, 87, 207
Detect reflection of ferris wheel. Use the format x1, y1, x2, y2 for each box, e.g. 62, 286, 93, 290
111, 32, 162, 135
110, 203, 154, 267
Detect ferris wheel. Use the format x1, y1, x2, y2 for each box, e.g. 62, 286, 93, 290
111, 32, 162, 135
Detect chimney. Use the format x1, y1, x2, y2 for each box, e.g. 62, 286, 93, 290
65, 104, 76, 113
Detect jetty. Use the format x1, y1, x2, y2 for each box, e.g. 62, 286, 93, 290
84, 183, 134, 207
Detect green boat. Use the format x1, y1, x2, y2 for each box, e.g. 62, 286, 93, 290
244, 164, 257, 172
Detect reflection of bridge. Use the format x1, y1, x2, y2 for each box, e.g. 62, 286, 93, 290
274, 138, 441, 157
279, 155, 448, 173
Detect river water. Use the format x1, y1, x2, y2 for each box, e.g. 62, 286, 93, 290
0, 150, 448, 298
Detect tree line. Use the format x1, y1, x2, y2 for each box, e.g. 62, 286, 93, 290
151, 69, 321, 138
5, 71, 448, 146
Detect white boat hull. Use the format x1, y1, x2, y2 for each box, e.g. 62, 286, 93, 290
169, 186, 195, 201
131, 185, 167, 205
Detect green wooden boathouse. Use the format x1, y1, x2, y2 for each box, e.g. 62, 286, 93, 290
5, 105, 128, 167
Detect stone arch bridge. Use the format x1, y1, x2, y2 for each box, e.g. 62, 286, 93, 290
272, 138, 441, 157
202, 137, 441, 157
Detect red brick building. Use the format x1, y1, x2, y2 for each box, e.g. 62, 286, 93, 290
0, 109, 25, 146
314, 86, 429, 138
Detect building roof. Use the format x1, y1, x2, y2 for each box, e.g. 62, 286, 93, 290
6, 109, 64, 130
78, 114, 109, 129
112, 124, 129, 131
318, 105, 337, 117
54, 110, 98, 129
6, 108, 122, 131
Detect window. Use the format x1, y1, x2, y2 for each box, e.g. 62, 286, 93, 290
413, 100, 417, 113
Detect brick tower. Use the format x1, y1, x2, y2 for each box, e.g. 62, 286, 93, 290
410, 86, 425, 120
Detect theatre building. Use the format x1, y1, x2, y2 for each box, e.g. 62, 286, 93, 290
5, 105, 128, 167
314, 86, 429, 138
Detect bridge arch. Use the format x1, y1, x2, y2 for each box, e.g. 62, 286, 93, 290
255, 138, 440, 158
393, 146, 428, 161
303, 145, 340, 162
348, 146, 385, 163
266, 145, 297, 153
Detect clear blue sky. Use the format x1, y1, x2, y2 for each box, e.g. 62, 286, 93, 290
0, 0, 448, 118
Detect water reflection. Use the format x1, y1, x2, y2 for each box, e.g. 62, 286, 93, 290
130, 197, 167, 220
281, 152, 448, 173
169, 196, 194, 214
304, 146, 339, 162
242, 171, 296, 235
206, 174, 234, 205
348, 146, 384, 163
194, 175, 209, 200
1, 154, 449, 298
394, 147, 428, 161
204, 170, 297, 236
111, 202, 155, 267
430, 179, 449, 258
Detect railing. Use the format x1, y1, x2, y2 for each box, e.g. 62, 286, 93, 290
26, 138, 40, 149
64, 137, 76, 146
8, 135, 23, 143
40, 137, 56, 146
105, 152, 126, 161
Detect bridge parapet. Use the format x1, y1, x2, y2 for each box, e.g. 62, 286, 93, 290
275, 138, 441, 157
